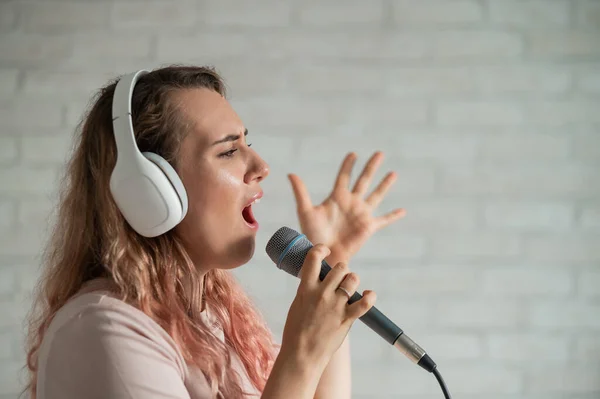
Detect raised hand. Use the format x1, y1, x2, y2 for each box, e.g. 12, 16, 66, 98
288, 151, 406, 261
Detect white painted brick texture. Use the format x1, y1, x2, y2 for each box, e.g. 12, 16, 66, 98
1, 0, 599, 398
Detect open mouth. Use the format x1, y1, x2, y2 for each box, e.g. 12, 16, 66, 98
242, 204, 257, 227
242, 194, 261, 229
242, 192, 262, 230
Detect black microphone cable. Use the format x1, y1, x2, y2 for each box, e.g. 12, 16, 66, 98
433, 367, 452, 399
415, 352, 452, 399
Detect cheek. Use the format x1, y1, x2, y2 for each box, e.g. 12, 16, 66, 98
186, 168, 243, 214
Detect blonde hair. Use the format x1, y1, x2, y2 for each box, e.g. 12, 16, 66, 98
23, 65, 277, 398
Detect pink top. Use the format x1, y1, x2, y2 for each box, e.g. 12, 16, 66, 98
36, 278, 260, 399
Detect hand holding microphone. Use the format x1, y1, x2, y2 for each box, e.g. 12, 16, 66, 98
278, 244, 376, 373
265, 227, 452, 399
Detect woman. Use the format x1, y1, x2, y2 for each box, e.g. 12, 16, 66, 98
23, 65, 405, 398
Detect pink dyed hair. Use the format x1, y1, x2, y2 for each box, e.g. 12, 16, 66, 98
23, 65, 278, 398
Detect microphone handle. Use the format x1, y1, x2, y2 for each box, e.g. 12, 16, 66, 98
317, 259, 434, 372
318, 260, 402, 344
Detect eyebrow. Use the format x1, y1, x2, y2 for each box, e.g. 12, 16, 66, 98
211, 129, 248, 146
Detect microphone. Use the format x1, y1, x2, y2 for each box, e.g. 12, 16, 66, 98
265, 226, 436, 373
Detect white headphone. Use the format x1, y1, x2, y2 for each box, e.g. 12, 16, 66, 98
110, 70, 188, 237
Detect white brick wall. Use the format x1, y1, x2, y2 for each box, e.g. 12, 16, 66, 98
0, 0, 598, 398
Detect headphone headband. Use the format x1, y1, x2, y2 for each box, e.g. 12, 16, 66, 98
111, 69, 149, 167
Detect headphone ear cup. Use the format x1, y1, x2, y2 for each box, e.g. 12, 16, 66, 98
142, 152, 188, 218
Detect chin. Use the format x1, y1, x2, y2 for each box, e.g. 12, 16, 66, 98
221, 234, 256, 270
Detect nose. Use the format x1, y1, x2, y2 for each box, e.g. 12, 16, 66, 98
246, 152, 269, 184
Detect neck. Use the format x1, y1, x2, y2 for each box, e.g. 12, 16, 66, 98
182, 268, 208, 314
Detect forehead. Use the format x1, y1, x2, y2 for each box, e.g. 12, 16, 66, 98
174, 88, 244, 147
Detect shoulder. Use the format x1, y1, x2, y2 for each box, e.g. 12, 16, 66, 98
36, 291, 191, 399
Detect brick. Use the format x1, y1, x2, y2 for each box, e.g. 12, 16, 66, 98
436, 102, 525, 126
441, 366, 522, 394
286, 161, 436, 198
581, 205, 600, 228
529, 301, 600, 329
232, 97, 429, 131
436, 300, 522, 327
472, 66, 571, 95
18, 199, 56, 230
479, 134, 571, 161
214, 62, 289, 96
482, 269, 573, 296
431, 233, 521, 259
292, 139, 429, 177
0, 167, 58, 196
483, 202, 574, 230
200, 0, 292, 27
529, 101, 600, 126
530, 32, 600, 57
17, 263, 42, 295
488, 0, 570, 27
65, 101, 94, 129
432, 31, 523, 59
357, 266, 479, 297
0, 137, 18, 165
250, 290, 296, 331
528, 367, 600, 393
573, 133, 600, 161
0, 361, 23, 393
487, 333, 570, 362
232, 258, 295, 298
388, 199, 478, 231
415, 332, 482, 360
0, 69, 19, 100
385, 66, 570, 97
578, 271, 600, 297
353, 233, 427, 261
347, 321, 392, 362
577, 70, 600, 93
251, 194, 300, 228
21, 70, 112, 100
387, 133, 478, 162
0, 34, 72, 67
524, 235, 600, 262
0, 331, 11, 359
111, 0, 197, 29
0, 2, 17, 32
160, 31, 522, 62
0, 200, 17, 234
0, 300, 20, 329
352, 366, 434, 396
0, 228, 46, 257
576, 0, 600, 28
157, 33, 259, 61
67, 34, 152, 67
19, 2, 110, 32
575, 335, 600, 361
299, 0, 384, 26
0, 265, 17, 297
392, 0, 484, 25
384, 67, 477, 97
21, 135, 73, 165
440, 165, 600, 198
0, 100, 63, 129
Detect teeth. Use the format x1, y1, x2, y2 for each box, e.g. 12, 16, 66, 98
246, 198, 260, 207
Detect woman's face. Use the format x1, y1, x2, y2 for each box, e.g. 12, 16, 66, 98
173, 88, 269, 271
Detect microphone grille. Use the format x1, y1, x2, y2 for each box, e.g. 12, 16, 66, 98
265, 226, 314, 277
